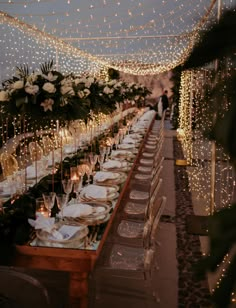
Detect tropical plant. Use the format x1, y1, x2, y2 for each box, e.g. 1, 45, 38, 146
182, 8, 236, 308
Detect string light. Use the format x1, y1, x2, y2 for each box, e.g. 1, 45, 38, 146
0, 0, 219, 76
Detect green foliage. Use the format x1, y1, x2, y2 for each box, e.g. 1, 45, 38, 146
108, 68, 120, 80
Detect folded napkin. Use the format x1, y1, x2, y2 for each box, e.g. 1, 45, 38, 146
81, 184, 115, 199
94, 171, 119, 182
122, 136, 136, 144
28, 214, 64, 240
118, 143, 135, 149
111, 150, 133, 157
103, 159, 127, 169
62, 203, 93, 217
26, 164, 45, 178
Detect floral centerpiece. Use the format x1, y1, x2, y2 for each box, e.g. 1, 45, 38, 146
0, 61, 91, 125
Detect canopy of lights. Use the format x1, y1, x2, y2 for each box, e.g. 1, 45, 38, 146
0, 0, 234, 77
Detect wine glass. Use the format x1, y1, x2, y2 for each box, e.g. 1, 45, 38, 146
42, 192, 56, 217
73, 177, 83, 201
62, 179, 73, 200
89, 153, 98, 171
56, 193, 69, 219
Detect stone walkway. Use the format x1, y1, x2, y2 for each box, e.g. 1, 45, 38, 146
154, 120, 211, 308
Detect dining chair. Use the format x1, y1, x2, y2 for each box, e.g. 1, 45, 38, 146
88, 198, 167, 308
88, 244, 158, 308
28, 141, 44, 162
0, 266, 51, 308
0, 152, 19, 178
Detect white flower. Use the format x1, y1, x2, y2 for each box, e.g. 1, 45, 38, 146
73, 78, 83, 85
61, 78, 72, 87
103, 86, 113, 94
84, 89, 90, 97
135, 95, 140, 101
87, 77, 94, 84
40, 98, 54, 112
60, 86, 74, 96
0, 90, 9, 101
108, 80, 117, 86
12, 80, 24, 90
42, 82, 56, 93
25, 84, 39, 95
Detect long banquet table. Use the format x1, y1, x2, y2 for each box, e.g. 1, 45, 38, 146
11, 113, 156, 308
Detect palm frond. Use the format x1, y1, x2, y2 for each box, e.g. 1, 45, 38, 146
40, 60, 54, 75
15, 64, 29, 78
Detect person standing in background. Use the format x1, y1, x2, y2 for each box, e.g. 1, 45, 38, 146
161, 90, 169, 113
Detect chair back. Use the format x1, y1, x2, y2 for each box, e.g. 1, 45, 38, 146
0, 152, 18, 178
0, 266, 50, 308
29, 141, 43, 161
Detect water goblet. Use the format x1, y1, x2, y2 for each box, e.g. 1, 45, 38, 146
98, 153, 105, 170
42, 192, 56, 217
62, 179, 73, 199
56, 193, 69, 219
73, 177, 83, 201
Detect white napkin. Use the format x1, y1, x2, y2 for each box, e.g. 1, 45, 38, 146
62, 203, 93, 217
81, 184, 113, 199
28, 214, 63, 240
94, 171, 119, 182
103, 160, 127, 169
118, 143, 135, 149
26, 164, 44, 178
111, 150, 132, 157
122, 136, 136, 144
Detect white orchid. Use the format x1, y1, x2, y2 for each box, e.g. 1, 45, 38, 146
25, 84, 39, 95
27, 72, 39, 83
40, 98, 54, 112
60, 85, 75, 96
42, 72, 58, 82
78, 90, 85, 98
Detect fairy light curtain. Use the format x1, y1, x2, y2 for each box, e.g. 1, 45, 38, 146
1, 0, 232, 78
178, 66, 235, 213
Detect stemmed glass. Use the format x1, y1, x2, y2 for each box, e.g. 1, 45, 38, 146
56, 193, 69, 219
62, 179, 73, 200
73, 177, 83, 201
42, 192, 56, 217
89, 153, 98, 172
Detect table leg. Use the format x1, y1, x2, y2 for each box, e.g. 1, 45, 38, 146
69, 272, 88, 308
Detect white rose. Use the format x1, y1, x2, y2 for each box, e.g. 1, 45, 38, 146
61, 86, 74, 95
87, 77, 94, 84
25, 85, 39, 95
43, 82, 56, 93
0, 90, 9, 101
12, 80, 24, 90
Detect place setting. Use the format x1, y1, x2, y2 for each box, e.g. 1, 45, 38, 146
93, 171, 127, 186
